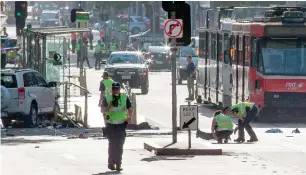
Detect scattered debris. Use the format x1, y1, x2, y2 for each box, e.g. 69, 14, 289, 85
265, 128, 283, 133
35, 146, 39, 148
292, 128, 300, 133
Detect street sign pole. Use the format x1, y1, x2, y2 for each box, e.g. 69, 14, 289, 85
188, 101, 191, 149
170, 11, 177, 144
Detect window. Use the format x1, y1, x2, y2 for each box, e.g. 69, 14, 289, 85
0, 74, 17, 88
224, 33, 231, 64
251, 38, 257, 67
33, 72, 47, 86
23, 73, 37, 87
41, 13, 58, 19
109, 54, 140, 64
260, 39, 306, 76
218, 34, 223, 62
132, 17, 144, 22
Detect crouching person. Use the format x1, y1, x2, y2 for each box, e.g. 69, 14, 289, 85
211, 110, 234, 144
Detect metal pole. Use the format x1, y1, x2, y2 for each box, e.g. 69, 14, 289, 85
171, 11, 177, 144
79, 34, 84, 77
84, 92, 88, 128
188, 128, 191, 148
42, 35, 47, 79
152, 2, 156, 45
22, 30, 26, 67
64, 82, 68, 115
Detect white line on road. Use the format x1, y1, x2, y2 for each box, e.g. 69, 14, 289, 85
63, 154, 76, 160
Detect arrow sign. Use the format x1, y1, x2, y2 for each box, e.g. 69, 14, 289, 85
182, 117, 196, 129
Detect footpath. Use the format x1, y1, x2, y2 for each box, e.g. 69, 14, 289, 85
2, 129, 305, 175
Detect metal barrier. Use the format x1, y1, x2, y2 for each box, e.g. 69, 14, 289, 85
122, 82, 137, 125
61, 81, 90, 128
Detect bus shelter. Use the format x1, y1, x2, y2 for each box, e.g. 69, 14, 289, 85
21, 27, 89, 82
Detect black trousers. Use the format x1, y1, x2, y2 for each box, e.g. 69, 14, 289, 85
71, 40, 76, 53
215, 130, 233, 140
95, 53, 101, 69
106, 122, 127, 165
238, 105, 258, 140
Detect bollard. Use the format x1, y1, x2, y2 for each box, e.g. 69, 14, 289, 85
131, 93, 137, 125
84, 92, 88, 128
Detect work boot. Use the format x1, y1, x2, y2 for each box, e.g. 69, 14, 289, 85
247, 138, 258, 142
234, 138, 245, 143
116, 163, 123, 171
108, 164, 115, 171
217, 138, 222, 144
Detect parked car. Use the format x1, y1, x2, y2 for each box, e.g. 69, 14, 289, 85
40, 10, 60, 27
1, 68, 60, 127
129, 16, 151, 34
102, 51, 150, 94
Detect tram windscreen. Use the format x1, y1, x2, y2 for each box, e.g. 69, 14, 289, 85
260, 39, 306, 76
231, 7, 268, 20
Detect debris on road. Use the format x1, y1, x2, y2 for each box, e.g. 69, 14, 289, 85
265, 128, 283, 133
292, 128, 300, 133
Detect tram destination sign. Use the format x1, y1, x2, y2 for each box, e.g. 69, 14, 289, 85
265, 26, 306, 36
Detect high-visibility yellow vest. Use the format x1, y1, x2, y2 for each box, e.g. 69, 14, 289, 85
102, 78, 114, 97
231, 102, 254, 118
215, 114, 233, 131
110, 43, 117, 51
105, 93, 128, 124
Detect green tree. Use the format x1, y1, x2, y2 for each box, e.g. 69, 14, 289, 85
95, 1, 131, 9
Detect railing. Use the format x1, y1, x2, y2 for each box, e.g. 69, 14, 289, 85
122, 82, 137, 125
60, 81, 91, 128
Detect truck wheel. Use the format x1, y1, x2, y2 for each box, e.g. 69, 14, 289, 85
24, 104, 38, 128
141, 85, 149, 95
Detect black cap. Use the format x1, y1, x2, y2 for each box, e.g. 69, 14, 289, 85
112, 82, 120, 89
102, 71, 109, 77
223, 106, 230, 112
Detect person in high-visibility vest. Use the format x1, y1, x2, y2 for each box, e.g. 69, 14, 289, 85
108, 38, 118, 53
101, 81, 132, 171
99, 71, 114, 136
71, 32, 77, 53
224, 102, 259, 143
211, 110, 234, 144
75, 39, 81, 68
94, 40, 105, 70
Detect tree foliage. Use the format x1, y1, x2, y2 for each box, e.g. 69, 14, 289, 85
95, 1, 131, 9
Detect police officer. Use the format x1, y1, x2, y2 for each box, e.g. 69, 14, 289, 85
109, 38, 118, 53
99, 71, 114, 129
75, 39, 81, 68
211, 110, 234, 144
224, 102, 259, 143
101, 82, 133, 171
94, 40, 103, 70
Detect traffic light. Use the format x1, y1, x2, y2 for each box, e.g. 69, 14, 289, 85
162, 1, 185, 12
16, 17, 26, 29
15, 1, 27, 18
70, 9, 84, 23
163, 1, 191, 46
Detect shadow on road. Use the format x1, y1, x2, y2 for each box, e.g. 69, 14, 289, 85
93, 171, 121, 175
141, 155, 194, 162
1, 138, 54, 146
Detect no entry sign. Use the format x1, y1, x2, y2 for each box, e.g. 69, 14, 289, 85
164, 19, 183, 38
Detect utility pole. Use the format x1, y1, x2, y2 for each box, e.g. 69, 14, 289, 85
170, 11, 177, 144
